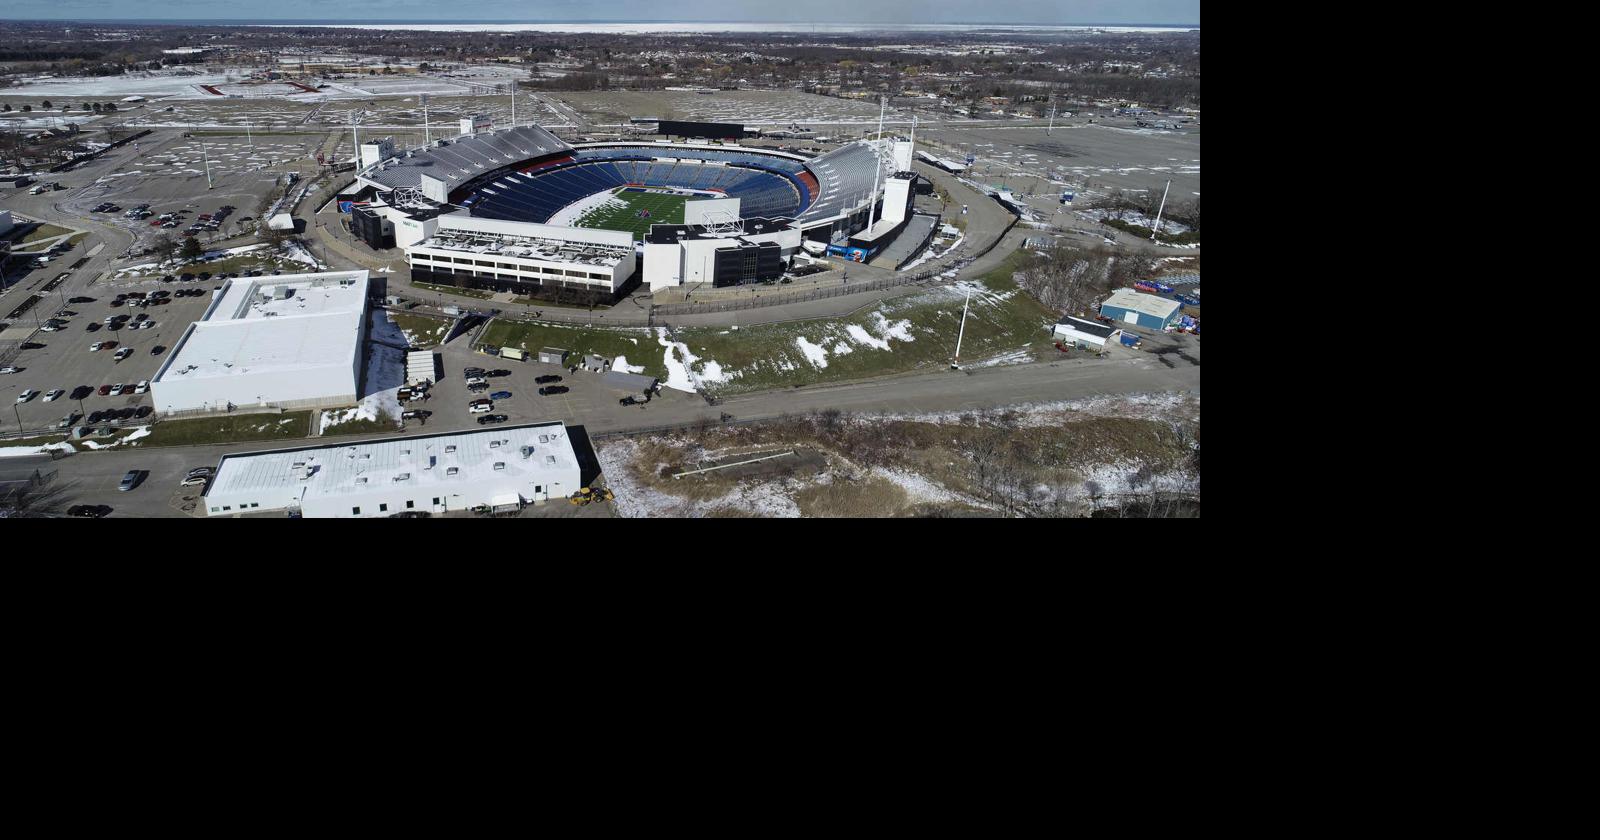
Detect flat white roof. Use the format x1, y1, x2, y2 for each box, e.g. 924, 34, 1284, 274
208, 422, 579, 502
155, 271, 368, 385
1103, 288, 1182, 320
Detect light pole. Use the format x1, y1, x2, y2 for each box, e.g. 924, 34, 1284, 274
13, 403, 22, 435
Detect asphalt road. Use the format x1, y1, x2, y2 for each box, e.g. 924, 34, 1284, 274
22, 339, 1199, 518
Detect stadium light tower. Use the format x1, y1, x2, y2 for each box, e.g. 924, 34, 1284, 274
421, 93, 431, 146
1150, 179, 1171, 243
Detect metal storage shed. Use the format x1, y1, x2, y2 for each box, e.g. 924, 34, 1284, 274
538, 347, 568, 365
1098, 288, 1182, 331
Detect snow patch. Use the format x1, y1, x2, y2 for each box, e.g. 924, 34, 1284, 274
794, 336, 830, 369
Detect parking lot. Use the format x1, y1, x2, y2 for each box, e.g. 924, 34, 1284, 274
2, 276, 219, 434
412, 334, 705, 435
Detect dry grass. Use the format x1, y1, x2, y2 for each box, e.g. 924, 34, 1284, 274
793, 475, 909, 518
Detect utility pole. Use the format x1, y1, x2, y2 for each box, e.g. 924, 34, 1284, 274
422, 93, 431, 146
510, 85, 516, 128
246, 120, 253, 149
951, 288, 970, 369
199, 134, 213, 190
1150, 178, 1171, 243
1047, 100, 1056, 135
350, 110, 360, 167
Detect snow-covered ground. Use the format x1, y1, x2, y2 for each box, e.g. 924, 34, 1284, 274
320, 312, 405, 433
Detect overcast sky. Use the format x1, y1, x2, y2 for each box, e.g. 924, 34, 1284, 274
1, 1, 1200, 25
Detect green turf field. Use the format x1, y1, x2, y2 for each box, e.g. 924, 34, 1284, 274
573, 188, 689, 240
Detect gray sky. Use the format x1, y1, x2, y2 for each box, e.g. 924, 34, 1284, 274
1, 1, 1200, 25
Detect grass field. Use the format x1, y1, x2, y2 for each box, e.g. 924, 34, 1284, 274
134, 411, 313, 448
675, 252, 1059, 395
387, 312, 452, 348
479, 320, 664, 379
574, 188, 688, 240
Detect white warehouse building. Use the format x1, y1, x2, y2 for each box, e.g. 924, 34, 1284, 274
203, 422, 582, 517
151, 271, 371, 414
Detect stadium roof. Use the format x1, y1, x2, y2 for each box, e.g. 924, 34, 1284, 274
359, 125, 570, 191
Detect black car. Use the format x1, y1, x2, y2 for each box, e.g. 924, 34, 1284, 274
477, 414, 509, 425
150, 345, 166, 356
69, 296, 95, 304
134, 405, 152, 419
467, 382, 490, 392
486, 369, 512, 378
19, 342, 46, 350
538, 386, 569, 396
179, 273, 195, 282
87, 410, 107, 423
116, 407, 138, 420
535, 375, 563, 384
85, 322, 102, 332
620, 395, 646, 406
70, 386, 94, 400
66, 505, 112, 518
463, 367, 486, 378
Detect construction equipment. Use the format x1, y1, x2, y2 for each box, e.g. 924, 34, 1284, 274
569, 487, 614, 505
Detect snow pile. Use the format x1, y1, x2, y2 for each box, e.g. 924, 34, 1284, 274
872, 311, 916, 343
844, 324, 890, 351
794, 336, 830, 369
0, 441, 75, 458
657, 327, 697, 392
612, 356, 645, 374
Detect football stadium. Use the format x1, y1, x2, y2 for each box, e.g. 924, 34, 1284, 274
348, 117, 923, 304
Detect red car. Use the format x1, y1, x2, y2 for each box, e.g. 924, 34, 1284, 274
149, 219, 163, 226
98, 384, 113, 396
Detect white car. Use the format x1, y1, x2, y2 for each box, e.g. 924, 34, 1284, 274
0, 367, 19, 375
134, 380, 149, 394
109, 383, 126, 396
89, 342, 104, 352
16, 389, 39, 404
469, 402, 493, 413
44, 389, 64, 402
180, 475, 210, 487
114, 348, 133, 362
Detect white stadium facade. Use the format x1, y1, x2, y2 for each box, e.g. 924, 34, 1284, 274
343, 116, 925, 304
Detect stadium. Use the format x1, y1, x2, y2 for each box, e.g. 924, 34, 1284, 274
347, 117, 921, 304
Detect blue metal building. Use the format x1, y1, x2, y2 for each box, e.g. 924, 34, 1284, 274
1099, 288, 1183, 331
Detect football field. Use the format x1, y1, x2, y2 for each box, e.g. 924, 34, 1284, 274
574, 188, 689, 240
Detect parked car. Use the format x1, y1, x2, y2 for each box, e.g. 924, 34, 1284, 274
467, 382, 490, 393
469, 402, 494, 413
87, 411, 107, 423
109, 383, 126, 396
180, 475, 210, 487
134, 380, 149, 394
490, 391, 512, 400
86, 322, 102, 332
67, 505, 112, 518
620, 395, 645, 406
477, 414, 509, 425
538, 386, 569, 396
70, 386, 93, 400
464, 376, 488, 387
68, 297, 95, 304
150, 345, 166, 356
16, 389, 39, 403
0, 367, 20, 375
43, 389, 64, 402
487, 369, 512, 378
114, 348, 133, 362
134, 405, 152, 419
97, 384, 113, 396
463, 367, 486, 378
401, 409, 432, 420
117, 470, 145, 492
535, 375, 563, 384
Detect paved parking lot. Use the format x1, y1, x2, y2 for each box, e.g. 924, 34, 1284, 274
415, 335, 708, 434
2, 277, 218, 433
